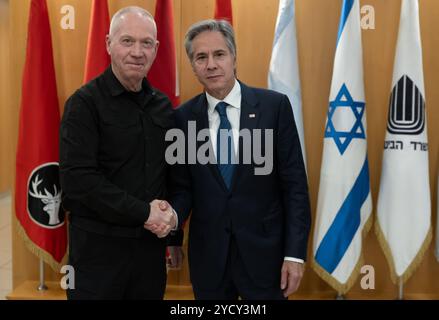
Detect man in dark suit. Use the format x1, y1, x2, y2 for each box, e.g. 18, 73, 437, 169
166, 19, 311, 300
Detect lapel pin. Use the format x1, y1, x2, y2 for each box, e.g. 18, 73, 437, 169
249, 113, 256, 118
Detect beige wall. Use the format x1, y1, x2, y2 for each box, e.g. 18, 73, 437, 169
0, 0, 11, 193
7, 0, 439, 298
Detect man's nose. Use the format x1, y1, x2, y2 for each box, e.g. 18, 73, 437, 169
206, 55, 217, 70
130, 42, 143, 57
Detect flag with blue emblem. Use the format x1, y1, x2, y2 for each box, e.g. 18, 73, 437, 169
311, 0, 372, 294
268, 0, 306, 167
376, 0, 431, 285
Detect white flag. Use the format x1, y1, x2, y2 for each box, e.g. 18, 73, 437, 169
268, 0, 306, 167
376, 0, 431, 284
312, 0, 372, 294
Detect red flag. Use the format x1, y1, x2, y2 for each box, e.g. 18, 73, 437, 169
15, 0, 66, 271
83, 0, 110, 83
214, 0, 233, 25
148, 0, 180, 107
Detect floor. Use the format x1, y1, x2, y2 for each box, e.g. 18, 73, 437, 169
0, 192, 12, 300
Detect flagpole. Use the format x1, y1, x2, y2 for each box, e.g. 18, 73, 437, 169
398, 277, 404, 300
37, 258, 48, 291
336, 292, 345, 300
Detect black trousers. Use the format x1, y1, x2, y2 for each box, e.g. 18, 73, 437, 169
192, 236, 286, 300
67, 223, 167, 300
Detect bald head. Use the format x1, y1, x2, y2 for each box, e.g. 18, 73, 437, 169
109, 6, 157, 38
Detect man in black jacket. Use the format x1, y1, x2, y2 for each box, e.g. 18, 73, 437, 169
60, 6, 178, 299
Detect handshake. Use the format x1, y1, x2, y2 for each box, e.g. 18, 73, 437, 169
144, 199, 177, 238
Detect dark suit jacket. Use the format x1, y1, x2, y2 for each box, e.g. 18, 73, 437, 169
169, 81, 311, 290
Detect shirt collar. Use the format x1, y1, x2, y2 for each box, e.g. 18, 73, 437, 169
103, 66, 154, 97
206, 79, 241, 116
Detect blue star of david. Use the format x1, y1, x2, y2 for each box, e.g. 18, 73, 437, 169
325, 83, 366, 155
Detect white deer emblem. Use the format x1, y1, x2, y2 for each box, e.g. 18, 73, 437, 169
29, 174, 62, 225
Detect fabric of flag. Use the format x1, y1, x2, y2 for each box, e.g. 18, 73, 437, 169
376, 0, 431, 284
83, 0, 110, 83
214, 0, 233, 25
15, 0, 67, 271
311, 0, 372, 294
268, 0, 306, 167
376, 0, 432, 282
148, 0, 180, 107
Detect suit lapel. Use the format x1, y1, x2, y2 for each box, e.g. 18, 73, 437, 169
229, 82, 260, 191
238, 82, 260, 133
191, 94, 228, 191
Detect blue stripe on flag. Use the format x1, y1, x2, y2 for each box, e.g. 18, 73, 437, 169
315, 158, 370, 273
273, 0, 295, 45
336, 0, 355, 46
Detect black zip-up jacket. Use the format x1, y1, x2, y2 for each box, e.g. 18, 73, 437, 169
60, 67, 176, 239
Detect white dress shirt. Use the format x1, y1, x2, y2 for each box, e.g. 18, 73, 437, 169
206, 79, 241, 158
205, 79, 303, 265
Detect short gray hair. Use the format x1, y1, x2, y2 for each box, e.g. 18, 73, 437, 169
184, 19, 236, 61
109, 6, 156, 37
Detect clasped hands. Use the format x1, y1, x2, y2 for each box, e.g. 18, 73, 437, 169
144, 200, 176, 238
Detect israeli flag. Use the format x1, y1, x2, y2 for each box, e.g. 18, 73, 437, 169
268, 0, 306, 167
312, 0, 372, 294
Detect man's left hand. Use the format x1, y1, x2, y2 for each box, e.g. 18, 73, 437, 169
280, 261, 304, 298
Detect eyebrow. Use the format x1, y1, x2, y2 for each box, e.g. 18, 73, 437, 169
195, 49, 227, 56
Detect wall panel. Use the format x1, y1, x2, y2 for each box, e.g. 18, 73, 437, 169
0, 0, 11, 193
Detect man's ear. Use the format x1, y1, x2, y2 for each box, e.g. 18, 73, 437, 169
105, 34, 111, 55
153, 40, 160, 59
148, 41, 159, 68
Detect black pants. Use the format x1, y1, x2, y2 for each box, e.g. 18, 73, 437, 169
192, 237, 286, 300
67, 223, 167, 300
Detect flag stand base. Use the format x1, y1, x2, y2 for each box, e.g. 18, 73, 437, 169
6, 281, 66, 300
37, 284, 48, 291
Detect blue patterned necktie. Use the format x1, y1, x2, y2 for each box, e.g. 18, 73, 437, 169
216, 101, 235, 189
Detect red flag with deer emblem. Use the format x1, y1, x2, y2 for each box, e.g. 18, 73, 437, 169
15, 0, 67, 271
